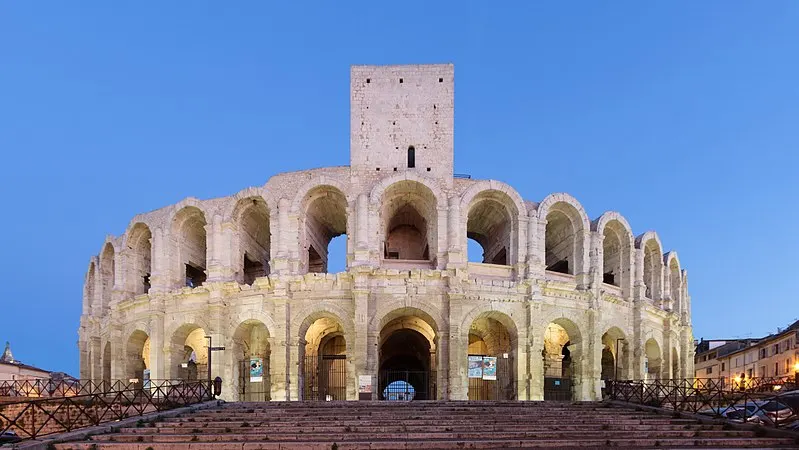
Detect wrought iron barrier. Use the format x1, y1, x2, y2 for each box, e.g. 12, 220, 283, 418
609, 378, 799, 430
379, 370, 436, 401
303, 355, 347, 401
0, 379, 210, 440
0, 379, 136, 399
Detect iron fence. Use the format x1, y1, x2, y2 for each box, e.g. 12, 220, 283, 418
303, 355, 347, 401
239, 359, 271, 401
0, 379, 210, 440
379, 370, 436, 401
609, 378, 799, 430
468, 355, 515, 400
0, 379, 137, 398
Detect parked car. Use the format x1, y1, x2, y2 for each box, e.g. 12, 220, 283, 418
698, 405, 764, 423
0, 430, 22, 444
753, 399, 796, 425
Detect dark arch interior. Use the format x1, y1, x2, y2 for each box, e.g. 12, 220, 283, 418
379, 327, 432, 400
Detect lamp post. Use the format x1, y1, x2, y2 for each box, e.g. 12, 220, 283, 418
793, 361, 799, 389
205, 336, 225, 401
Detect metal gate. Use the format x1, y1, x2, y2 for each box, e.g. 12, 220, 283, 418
303, 355, 347, 401
543, 377, 572, 401
379, 370, 436, 400
238, 358, 270, 401
468, 354, 515, 400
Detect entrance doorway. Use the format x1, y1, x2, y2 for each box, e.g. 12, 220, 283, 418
467, 314, 517, 400
378, 314, 437, 400
233, 320, 271, 401
543, 322, 574, 401
300, 317, 347, 401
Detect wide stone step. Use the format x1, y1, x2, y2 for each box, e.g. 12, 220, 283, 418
55, 436, 799, 449
121, 423, 721, 434
89, 429, 757, 443
156, 417, 694, 427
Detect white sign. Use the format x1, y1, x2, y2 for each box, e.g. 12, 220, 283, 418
358, 375, 372, 393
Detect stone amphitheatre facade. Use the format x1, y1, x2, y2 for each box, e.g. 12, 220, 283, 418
78, 64, 693, 402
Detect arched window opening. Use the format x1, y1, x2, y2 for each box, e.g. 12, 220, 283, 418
85, 262, 97, 316
173, 207, 207, 289
642, 240, 662, 301
600, 328, 628, 394
238, 199, 271, 285
302, 187, 348, 274
669, 259, 681, 312
466, 192, 514, 266
102, 343, 111, 390
602, 221, 630, 289
671, 348, 680, 380
381, 181, 437, 264
407, 146, 416, 168
545, 211, 576, 274
128, 224, 152, 295
100, 243, 115, 313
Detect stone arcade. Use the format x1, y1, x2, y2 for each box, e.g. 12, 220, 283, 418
78, 64, 693, 402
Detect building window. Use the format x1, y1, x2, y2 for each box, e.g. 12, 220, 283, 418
760, 348, 766, 359
407, 146, 415, 168
706, 367, 713, 375
775, 362, 779, 376
721, 362, 725, 371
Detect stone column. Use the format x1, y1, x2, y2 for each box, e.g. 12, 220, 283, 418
353, 194, 371, 266
149, 229, 171, 293
272, 199, 291, 274
90, 336, 102, 383
529, 334, 545, 401
352, 272, 370, 399
270, 289, 290, 400
149, 309, 166, 382
446, 196, 463, 268
436, 205, 449, 269
515, 328, 529, 400
447, 291, 467, 400
576, 231, 593, 290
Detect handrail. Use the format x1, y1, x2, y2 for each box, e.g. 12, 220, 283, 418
0, 379, 209, 440
609, 378, 799, 430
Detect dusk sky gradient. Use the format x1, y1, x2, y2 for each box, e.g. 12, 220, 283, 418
1, 2, 798, 376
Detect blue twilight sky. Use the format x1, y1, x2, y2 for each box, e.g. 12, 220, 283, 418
1, 2, 798, 376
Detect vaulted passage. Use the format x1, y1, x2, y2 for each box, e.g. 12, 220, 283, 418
467, 314, 517, 400
236, 198, 271, 285
99, 243, 115, 314
127, 223, 152, 295
125, 330, 150, 383
645, 338, 662, 380
381, 181, 437, 264
300, 317, 347, 401
232, 320, 270, 401
601, 220, 630, 289
466, 191, 516, 266
169, 324, 208, 381
544, 203, 583, 275
642, 239, 663, 301
378, 314, 437, 400
173, 207, 207, 288
543, 320, 581, 401
302, 186, 348, 274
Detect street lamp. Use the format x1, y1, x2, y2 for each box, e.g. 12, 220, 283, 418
793, 361, 799, 388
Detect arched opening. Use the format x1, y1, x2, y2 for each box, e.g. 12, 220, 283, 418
102, 342, 111, 390
173, 207, 207, 288
669, 258, 681, 313
99, 243, 115, 314
601, 220, 631, 290
645, 338, 662, 381
672, 347, 680, 380
232, 320, 271, 401
128, 224, 152, 295
85, 262, 97, 316
235, 198, 271, 285
125, 331, 150, 384
465, 191, 516, 266
301, 186, 348, 274
544, 204, 583, 275
381, 181, 437, 265
543, 320, 581, 401
300, 316, 347, 401
407, 146, 415, 168
642, 239, 663, 301
467, 314, 517, 400
600, 328, 629, 397
169, 324, 208, 381
378, 312, 437, 400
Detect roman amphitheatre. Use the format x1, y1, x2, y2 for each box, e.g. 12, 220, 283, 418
78, 64, 693, 403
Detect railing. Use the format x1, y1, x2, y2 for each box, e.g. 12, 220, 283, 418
0, 379, 135, 399
0, 379, 210, 440
609, 378, 799, 429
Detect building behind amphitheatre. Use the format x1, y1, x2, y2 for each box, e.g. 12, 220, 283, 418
78, 64, 693, 402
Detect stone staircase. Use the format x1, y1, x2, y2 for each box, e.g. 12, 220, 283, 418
54, 401, 799, 449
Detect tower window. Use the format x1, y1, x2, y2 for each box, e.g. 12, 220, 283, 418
366, 78, 371, 83
399, 78, 403, 83
439, 78, 443, 82
407, 146, 416, 168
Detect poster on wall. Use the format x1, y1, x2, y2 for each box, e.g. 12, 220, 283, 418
482, 357, 497, 380
358, 375, 372, 393
142, 369, 151, 390
468, 355, 483, 378
249, 357, 263, 382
